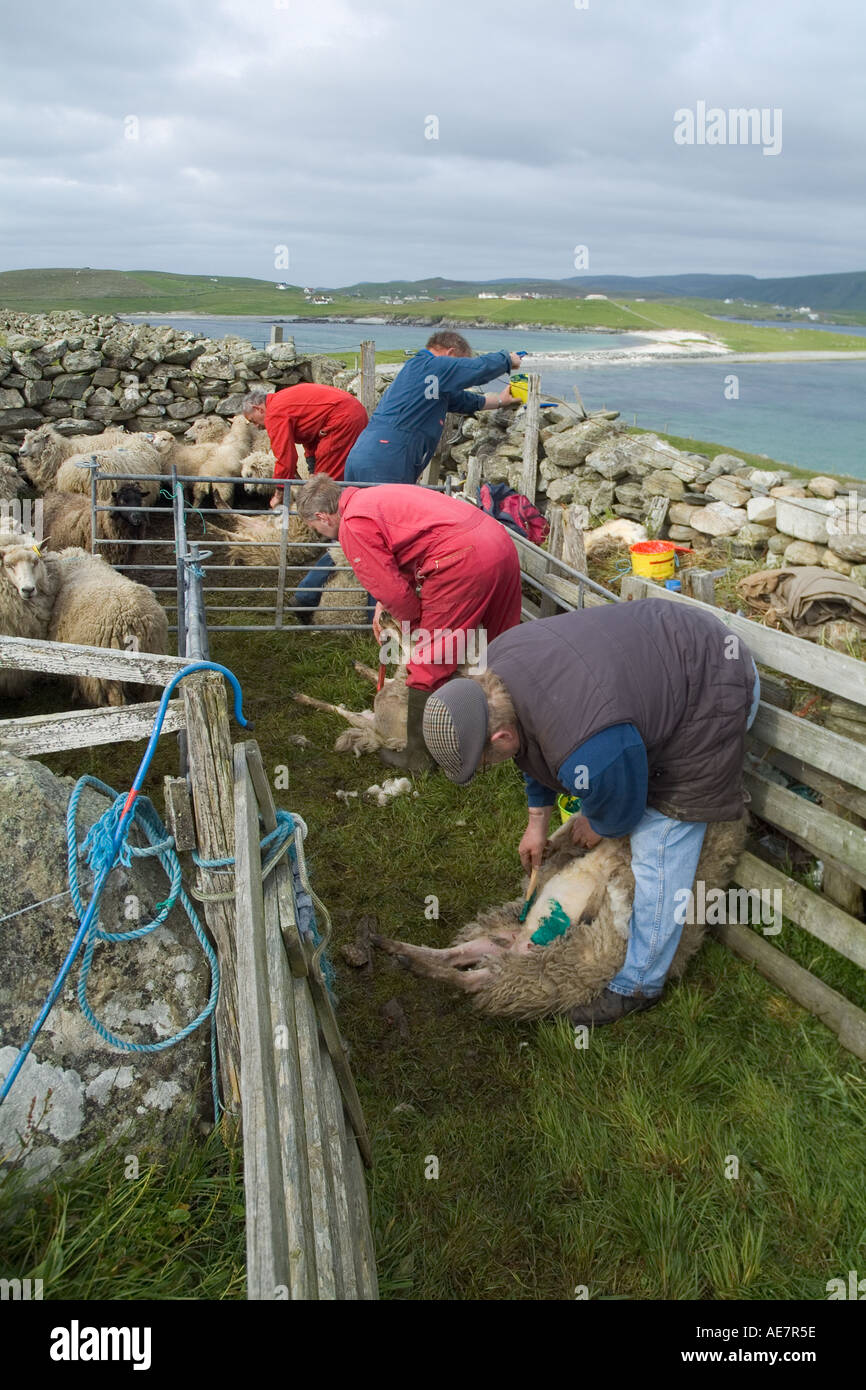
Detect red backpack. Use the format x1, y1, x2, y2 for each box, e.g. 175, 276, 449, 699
478, 482, 550, 545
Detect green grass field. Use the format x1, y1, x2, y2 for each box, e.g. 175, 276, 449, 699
2, 269, 865, 354
2, 627, 864, 1301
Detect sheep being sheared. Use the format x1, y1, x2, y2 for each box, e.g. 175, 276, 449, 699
41, 484, 147, 566
208, 509, 323, 571
0, 529, 60, 697
48, 548, 169, 707
295, 652, 408, 755
18, 423, 130, 493
374, 815, 747, 1019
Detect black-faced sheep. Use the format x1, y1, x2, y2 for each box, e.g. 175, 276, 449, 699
18, 424, 128, 493
0, 529, 60, 697
374, 815, 747, 1019
47, 548, 169, 707
40, 485, 147, 567
153, 414, 256, 507
54, 437, 166, 507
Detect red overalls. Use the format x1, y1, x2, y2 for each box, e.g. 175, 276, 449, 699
265, 385, 369, 480
337, 484, 522, 691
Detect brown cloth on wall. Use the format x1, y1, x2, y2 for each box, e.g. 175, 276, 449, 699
736, 566, 866, 638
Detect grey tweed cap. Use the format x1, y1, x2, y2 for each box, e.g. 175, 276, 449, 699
422, 678, 489, 784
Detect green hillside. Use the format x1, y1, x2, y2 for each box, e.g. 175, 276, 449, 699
1, 268, 865, 353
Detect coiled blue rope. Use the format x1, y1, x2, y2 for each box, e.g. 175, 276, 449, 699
0, 661, 249, 1110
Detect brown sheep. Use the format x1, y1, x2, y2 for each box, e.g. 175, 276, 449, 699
374, 815, 747, 1019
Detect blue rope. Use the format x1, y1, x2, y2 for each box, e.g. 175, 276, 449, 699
0, 661, 249, 1111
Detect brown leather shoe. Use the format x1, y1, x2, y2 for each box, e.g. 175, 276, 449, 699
568, 987, 662, 1028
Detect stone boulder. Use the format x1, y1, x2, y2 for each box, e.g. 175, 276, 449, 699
747, 495, 776, 525
0, 753, 211, 1183
706, 475, 751, 508
807, 476, 839, 499
541, 419, 613, 469
775, 496, 836, 544
782, 540, 826, 566
690, 501, 748, 537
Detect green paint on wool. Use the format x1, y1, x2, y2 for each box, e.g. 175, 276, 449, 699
530, 899, 571, 946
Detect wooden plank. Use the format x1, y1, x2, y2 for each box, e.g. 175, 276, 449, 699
681, 566, 717, 604
519, 374, 541, 503
234, 746, 291, 1300
464, 453, 482, 500
291, 976, 339, 1299
644, 495, 670, 540
732, 851, 866, 970
163, 775, 197, 852
512, 535, 611, 611
748, 741, 866, 820
749, 704, 866, 795
317, 1051, 361, 1299
359, 340, 376, 418
745, 769, 866, 886
244, 742, 308, 980
561, 503, 588, 577
262, 866, 316, 1299
539, 506, 564, 619
340, 1101, 379, 1299
755, 673, 793, 710
0, 633, 187, 685
183, 672, 242, 1111
0, 698, 185, 756
618, 577, 866, 704
712, 920, 866, 1061
821, 797, 863, 917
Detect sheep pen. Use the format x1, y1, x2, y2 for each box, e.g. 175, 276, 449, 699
41, 484, 148, 566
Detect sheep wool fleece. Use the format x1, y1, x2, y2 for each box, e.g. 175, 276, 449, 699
338, 484, 522, 691
264, 385, 369, 481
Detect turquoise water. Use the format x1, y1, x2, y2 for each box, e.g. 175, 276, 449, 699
122, 315, 866, 477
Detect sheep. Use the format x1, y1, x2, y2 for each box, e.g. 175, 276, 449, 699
240, 449, 278, 498
40, 484, 147, 566
47, 548, 169, 707
311, 545, 371, 627
373, 814, 747, 1019
0, 458, 26, 503
54, 436, 166, 506
295, 649, 408, 755
208, 509, 323, 571
18, 423, 128, 493
183, 416, 229, 444
153, 414, 256, 507
0, 529, 60, 697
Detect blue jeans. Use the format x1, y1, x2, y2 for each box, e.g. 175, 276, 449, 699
608, 663, 761, 998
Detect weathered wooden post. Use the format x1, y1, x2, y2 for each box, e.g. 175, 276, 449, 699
270, 325, 284, 344
520, 374, 541, 504
420, 412, 460, 488
359, 340, 376, 418
464, 452, 483, 501
183, 671, 242, 1112
561, 502, 588, 578
539, 506, 564, 618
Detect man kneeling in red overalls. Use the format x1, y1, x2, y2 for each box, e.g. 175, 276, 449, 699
296, 475, 523, 770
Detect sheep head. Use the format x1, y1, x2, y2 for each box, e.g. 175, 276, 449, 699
1, 533, 49, 600
19, 424, 56, 460
111, 483, 146, 529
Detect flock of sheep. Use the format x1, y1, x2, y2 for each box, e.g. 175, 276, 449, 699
0, 415, 373, 713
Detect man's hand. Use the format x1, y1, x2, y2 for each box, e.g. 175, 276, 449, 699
519, 809, 552, 872
372, 600, 385, 643
509, 352, 524, 369
567, 814, 603, 849
498, 386, 521, 408
269, 487, 284, 509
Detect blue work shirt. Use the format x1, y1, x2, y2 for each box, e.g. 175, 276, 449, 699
343, 347, 512, 485
524, 724, 648, 837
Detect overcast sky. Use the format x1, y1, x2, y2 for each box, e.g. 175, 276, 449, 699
1, 0, 863, 285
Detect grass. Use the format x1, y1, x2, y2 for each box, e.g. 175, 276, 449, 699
2, 270, 865, 354
1, 625, 865, 1301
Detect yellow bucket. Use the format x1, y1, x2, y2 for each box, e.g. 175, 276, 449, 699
557, 794, 582, 824
629, 540, 676, 581
509, 373, 529, 403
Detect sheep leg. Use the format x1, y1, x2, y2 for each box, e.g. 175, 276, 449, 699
371, 933, 513, 991
353, 660, 380, 684
293, 692, 375, 731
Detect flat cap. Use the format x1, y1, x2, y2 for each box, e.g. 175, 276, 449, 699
422, 678, 489, 784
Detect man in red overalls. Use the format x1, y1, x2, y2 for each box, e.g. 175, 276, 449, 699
242, 385, 369, 507
297, 475, 523, 770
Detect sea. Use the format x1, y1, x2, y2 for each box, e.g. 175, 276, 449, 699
121, 315, 866, 478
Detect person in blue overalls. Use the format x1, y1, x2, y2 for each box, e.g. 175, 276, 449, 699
294, 330, 523, 620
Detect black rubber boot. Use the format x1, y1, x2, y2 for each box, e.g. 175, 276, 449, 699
379, 687, 433, 773
568, 987, 662, 1028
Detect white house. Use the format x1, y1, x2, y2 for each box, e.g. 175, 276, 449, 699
585, 293, 608, 301
477, 292, 500, 300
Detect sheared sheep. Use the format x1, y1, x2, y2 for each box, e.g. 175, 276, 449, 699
18, 423, 129, 493
54, 436, 166, 506
374, 815, 747, 1019
40, 484, 147, 566
0, 529, 60, 697
208, 509, 323, 571
48, 548, 169, 707
153, 414, 256, 507
310, 545, 371, 628
295, 660, 408, 755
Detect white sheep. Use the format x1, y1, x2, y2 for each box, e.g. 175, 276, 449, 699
311, 545, 371, 628
0, 458, 26, 503
54, 436, 166, 507
583, 519, 648, 558
47, 548, 169, 707
40, 485, 148, 567
208, 509, 323, 571
183, 416, 229, 444
153, 414, 256, 508
18, 423, 129, 493
295, 656, 408, 755
0, 529, 60, 697
240, 449, 278, 498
